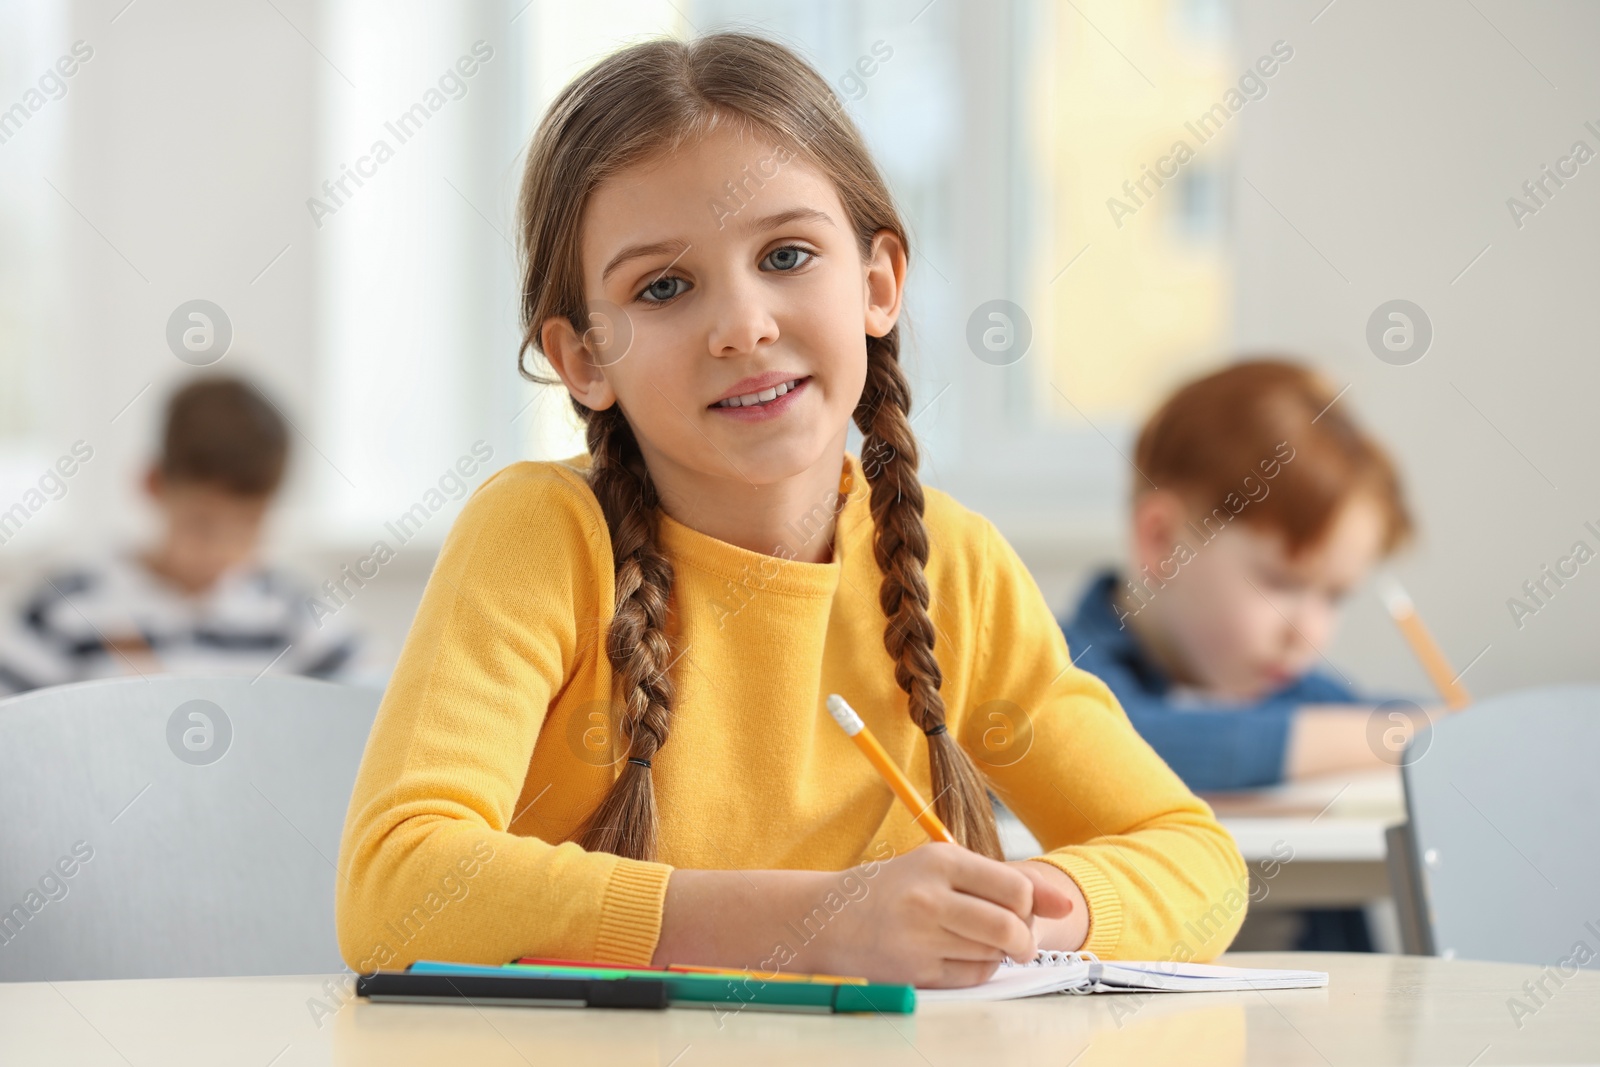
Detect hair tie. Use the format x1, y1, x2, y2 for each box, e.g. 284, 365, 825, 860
627, 757, 651, 769
923, 723, 948, 738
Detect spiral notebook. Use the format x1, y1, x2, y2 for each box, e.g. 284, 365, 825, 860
916, 951, 1328, 1003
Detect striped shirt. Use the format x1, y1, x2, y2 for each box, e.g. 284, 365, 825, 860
0, 550, 364, 697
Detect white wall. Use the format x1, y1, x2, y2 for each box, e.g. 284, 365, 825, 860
48, 0, 320, 555
0, 1, 526, 671
1233, 0, 1600, 697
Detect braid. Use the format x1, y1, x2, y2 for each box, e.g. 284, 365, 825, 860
854, 330, 1003, 860
575, 404, 677, 861
510, 32, 1011, 864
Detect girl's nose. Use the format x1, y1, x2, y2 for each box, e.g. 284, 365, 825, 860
705, 276, 780, 357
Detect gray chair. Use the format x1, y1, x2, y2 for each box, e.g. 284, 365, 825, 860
1386, 684, 1600, 967
0, 674, 382, 981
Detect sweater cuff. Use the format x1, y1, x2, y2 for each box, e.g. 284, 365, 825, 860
1033, 852, 1123, 958
1245, 702, 1296, 787
591, 858, 674, 965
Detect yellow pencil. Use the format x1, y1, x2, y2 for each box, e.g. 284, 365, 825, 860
1379, 579, 1471, 711
825, 693, 956, 845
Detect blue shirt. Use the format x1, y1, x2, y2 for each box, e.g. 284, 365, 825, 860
1060, 568, 1366, 792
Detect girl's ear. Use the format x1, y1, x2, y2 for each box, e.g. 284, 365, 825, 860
863, 229, 907, 339
541, 313, 618, 412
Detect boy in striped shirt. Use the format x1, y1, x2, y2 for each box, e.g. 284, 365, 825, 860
0, 377, 365, 696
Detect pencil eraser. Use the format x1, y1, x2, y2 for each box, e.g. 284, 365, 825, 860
1378, 577, 1413, 617
825, 694, 865, 736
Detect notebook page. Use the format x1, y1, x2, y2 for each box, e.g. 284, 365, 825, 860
915, 952, 1326, 1003
1092, 960, 1328, 992
916, 954, 1092, 1003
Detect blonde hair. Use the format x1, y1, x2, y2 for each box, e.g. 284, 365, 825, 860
515, 33, 1001, 861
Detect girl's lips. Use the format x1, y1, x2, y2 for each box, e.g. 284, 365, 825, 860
709, 376, 810, 422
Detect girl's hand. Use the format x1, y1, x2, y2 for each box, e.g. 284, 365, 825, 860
806, 842, 1075, 988
1009, 859, 1089, 952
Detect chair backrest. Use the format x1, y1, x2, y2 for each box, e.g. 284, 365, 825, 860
0, 674, 382, 981
1397, 684, 1600, 967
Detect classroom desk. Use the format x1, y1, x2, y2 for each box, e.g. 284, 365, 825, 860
999, 769, 1407, 909
1203, 769, 1405, 908
3, 953, 1595, 1065
1000, 810, 1394, 908
1216, 816, 1391, 906
999, 814, 1395, 907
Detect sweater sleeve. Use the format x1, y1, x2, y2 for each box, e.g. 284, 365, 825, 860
334, 464, 673, 972
0, 572, 89, 697
962, 521, 1249, 962
279, 571, 367, 685
1116, 697, 1296, 792
1078, 650, 1366, 792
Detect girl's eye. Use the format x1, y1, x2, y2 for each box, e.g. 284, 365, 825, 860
638, 275, 688, 303
761, 245, 814, 272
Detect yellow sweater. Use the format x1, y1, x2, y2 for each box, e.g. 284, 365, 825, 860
335, 453, 1248, 972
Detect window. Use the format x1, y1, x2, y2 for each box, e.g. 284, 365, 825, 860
1025, 0, 1234, 425
0, 0, 66, 528
312, 1, 531, 542
483, 0, 1241, 563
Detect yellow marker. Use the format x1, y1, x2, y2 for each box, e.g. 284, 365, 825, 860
667, 964, 866, 985
825, 693, 956, 845
1380, 579, 1471, 711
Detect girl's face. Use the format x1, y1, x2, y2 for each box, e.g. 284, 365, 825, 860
1132, 492, 1388, 700
545, 123, 903, 491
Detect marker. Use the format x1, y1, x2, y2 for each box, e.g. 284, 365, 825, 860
517, 957, 866, 985
825, 693, 956, 845
402, 961, 915, 1014
1379, 579, 1470, 711
666, 964, 866, 985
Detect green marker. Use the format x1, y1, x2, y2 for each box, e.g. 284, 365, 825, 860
407, 960, 916, 1014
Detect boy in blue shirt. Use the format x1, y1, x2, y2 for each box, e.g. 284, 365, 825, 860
1063, 569, 1376, 792
1060, 360, 1431, 950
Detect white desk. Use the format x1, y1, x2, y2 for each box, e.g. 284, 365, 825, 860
1217, 816, 1392, 907
1000, 771, 1404, 908
1205, 769, 1405, 908
3, 953, 1595, 1065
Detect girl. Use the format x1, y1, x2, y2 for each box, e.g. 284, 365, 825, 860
335, 33, 1246, 988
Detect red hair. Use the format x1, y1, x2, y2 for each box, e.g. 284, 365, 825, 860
1132, 359, 1413, 557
